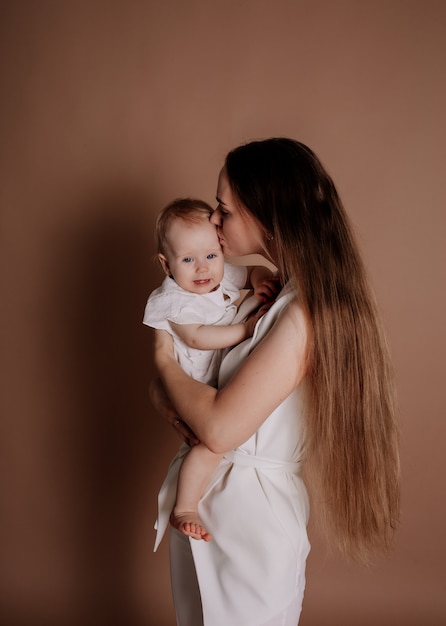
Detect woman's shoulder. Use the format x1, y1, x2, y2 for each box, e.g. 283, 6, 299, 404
260, 283, 301, 325
264, 294, 306, 337
249, 287, 308, 358
280, 298, 308, 337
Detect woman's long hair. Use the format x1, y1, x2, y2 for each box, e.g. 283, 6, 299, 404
225, 138, 400, 561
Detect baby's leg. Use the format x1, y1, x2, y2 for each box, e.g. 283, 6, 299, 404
170, 442, 223, 541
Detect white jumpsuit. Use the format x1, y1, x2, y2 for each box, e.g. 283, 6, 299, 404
157, 285, 311, 626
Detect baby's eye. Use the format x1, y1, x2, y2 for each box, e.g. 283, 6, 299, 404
207, 253, 218, 260
182, 257, 193, 263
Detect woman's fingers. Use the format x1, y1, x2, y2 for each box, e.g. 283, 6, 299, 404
149, 378, 177, 421
174, 419, 200, 447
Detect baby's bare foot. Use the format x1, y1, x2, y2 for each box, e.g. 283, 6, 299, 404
170, 510, 212, 541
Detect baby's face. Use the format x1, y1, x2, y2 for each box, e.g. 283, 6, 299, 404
160, 218, 225, 294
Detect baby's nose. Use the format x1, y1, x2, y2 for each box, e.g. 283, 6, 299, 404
196, 259, 208, 271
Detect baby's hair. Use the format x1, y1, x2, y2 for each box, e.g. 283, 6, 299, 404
156, 198, 214, 254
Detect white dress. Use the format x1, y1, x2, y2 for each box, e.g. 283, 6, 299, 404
143, 263, 247, 385
158, 284, 311, 626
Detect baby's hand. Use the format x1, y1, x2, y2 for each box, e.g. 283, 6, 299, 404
253, 274, 282, 303
245, 302, 274, 336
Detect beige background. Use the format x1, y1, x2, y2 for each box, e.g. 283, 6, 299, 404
1, 1, 445, 625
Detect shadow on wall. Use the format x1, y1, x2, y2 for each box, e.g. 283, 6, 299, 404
5, 188, 173, 625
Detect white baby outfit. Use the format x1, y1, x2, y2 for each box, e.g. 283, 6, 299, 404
143, 262, 248, 386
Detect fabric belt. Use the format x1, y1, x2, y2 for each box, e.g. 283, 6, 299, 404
224, 449, 302, 473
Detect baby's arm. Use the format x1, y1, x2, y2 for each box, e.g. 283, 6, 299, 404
169, 319, 251, 350
171, 443, 223, 541
170, 266, 280, 350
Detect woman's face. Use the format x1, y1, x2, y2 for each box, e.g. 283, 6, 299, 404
211, 169, 265, 258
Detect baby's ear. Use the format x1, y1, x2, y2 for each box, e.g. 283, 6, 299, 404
158, 254, 171, 276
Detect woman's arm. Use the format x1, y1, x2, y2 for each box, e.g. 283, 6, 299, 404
154, 301, 308, 454
149, 377, 200, 446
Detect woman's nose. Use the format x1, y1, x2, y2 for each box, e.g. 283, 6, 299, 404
210, 209, 220, 226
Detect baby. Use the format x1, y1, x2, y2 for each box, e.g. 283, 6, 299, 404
144, 198, 277, 543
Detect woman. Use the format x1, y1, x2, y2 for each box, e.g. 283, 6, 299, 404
151, 138, 400, 626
